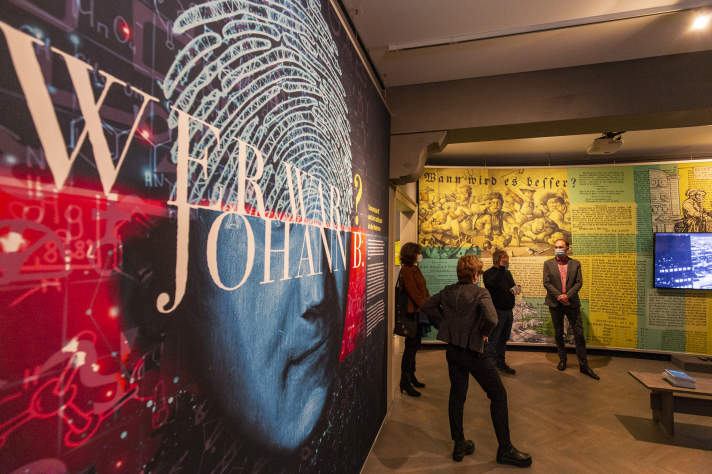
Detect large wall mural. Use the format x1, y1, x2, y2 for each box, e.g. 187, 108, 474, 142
419, 166, 712, 355
0, 1, 390, 472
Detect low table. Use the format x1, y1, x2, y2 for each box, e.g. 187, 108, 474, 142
629, 371, 712, 436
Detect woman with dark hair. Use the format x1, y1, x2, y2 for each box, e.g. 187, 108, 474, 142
420, 255, 531, 466
398, 242, 430, 397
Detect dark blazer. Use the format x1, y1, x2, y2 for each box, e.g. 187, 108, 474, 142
420, 282, 498, 353
543, 257, 583, 308
400, 264, 430, 312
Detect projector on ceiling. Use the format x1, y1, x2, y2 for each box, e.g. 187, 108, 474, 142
586, 132, 624, 155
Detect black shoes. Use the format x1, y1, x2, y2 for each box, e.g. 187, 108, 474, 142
496, 446, 532, 467
580, 365, 600, 380
410, 373, 425, 388
451, 441, 531, 466
497, 363, 516, 375
400, 374, 421, 397
557, 359, 599, 379
452, 439, 475, 462
399, 382, 421, 397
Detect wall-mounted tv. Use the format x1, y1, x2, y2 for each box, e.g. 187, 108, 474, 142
654, 233, 712, 289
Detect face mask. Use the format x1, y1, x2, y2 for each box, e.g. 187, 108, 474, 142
417, 254, 423, 263
554, 249, 566, 257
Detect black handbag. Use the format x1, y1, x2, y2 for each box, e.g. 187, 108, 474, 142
394, 271, 419, 337
394, 313, 418, 338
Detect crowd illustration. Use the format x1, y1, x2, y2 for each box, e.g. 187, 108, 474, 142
419, 184, 572, 254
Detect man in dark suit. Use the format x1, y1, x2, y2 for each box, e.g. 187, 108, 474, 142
543, 239, 599, 380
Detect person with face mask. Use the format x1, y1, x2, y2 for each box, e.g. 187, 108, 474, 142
543, 239, 599, 380
483, 249, 520, 374
398, 242, 430, 396
420, 255, 532, 466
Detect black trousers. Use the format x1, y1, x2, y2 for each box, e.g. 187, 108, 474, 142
549, 304, 588, 366
487, 308, 513, 365
446, 344, 512, 450
401, 333, 421, 378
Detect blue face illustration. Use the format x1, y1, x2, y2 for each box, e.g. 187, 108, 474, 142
187, 213, 349, 449
160, 0, 353, 450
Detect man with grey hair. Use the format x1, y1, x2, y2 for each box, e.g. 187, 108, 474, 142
483, 249, 519, 374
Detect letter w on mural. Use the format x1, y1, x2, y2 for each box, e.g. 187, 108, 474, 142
0, 21, 158, 195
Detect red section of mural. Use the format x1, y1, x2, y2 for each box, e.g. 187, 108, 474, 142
0, 177, 169, 470
340, 228, 366, 361
0, 329, 158, 450
1, 175, 372, 469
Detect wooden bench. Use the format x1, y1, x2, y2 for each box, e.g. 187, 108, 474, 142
629, 370, 712, 436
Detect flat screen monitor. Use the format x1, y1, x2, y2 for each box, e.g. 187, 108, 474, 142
654, 232, 712, 289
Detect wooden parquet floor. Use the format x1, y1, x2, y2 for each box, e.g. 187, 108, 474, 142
362, 349, 712, 473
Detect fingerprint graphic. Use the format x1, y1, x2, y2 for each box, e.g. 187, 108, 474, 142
161, 0, 352, 228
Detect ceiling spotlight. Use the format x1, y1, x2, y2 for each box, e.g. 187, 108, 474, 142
691, 13, 711, 31
587, 131, 624, 155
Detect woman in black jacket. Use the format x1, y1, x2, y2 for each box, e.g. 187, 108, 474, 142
420, 255, 532, 467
